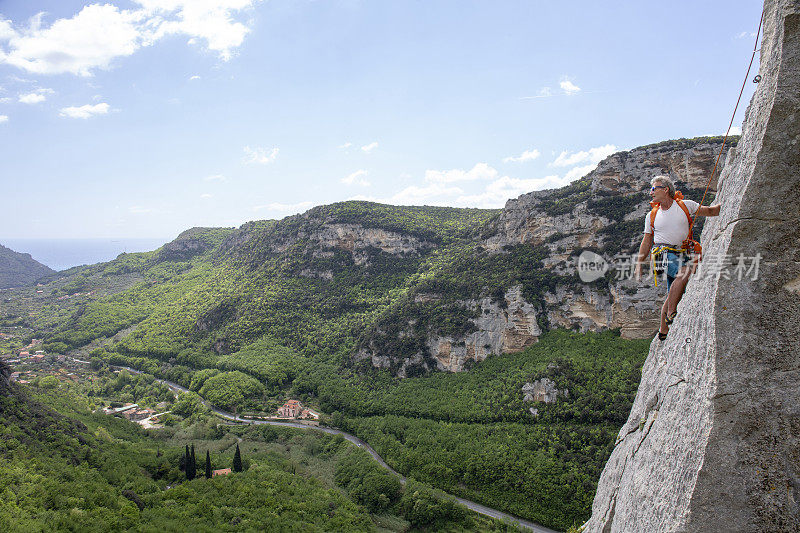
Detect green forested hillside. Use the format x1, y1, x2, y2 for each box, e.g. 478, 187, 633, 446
1, 194, 652, 530
303, 330, 648, 530
0, 367, 512, 532
0, 243, 54, 289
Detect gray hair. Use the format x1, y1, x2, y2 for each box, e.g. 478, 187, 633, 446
651, 175, 676, 198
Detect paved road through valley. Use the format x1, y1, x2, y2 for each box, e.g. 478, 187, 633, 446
116, 366, 561, 533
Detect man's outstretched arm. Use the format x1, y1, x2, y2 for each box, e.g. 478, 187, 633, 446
696, 204, 721, 216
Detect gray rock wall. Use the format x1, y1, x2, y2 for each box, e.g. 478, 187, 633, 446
585, 0, 800, 531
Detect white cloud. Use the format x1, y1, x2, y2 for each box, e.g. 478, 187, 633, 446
381, 163, 506, 207
362, 156, 611, 209
729, 126, 742, 135
0, 115, 8, 123
18, 88, 52, 104
735, 31, 756, 39
0, 97, 11, 103
341, 169, 370, 186
455, 176, 558, 208
59, 102, 109, 118
562, 163, 597, 182
129, 205, 153, 214
200, 193, 213, 199
388, 183, 464, 206
551, 144, 616, 167
0, 19, 14, 41
19, 92, 45, 103
424, 162, 497, 184
1, 5, 147, 76
252, 201, 314, 213
243, 146, 279, 165
503, 148, 540, 164
189, 75, 201, 80
204, 174, 226, 182
338, 142, 353, 149
0, 2, 257, 76
560, 79, 581, 95
520, 87, 553, 100
138, 0, 257, 61
519, 88, 553, 100
345, 194, 380, 202
361, 141, 378, 153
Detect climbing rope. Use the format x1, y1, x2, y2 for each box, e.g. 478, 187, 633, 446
695, 9, 765, 217
647, 11, 764, 288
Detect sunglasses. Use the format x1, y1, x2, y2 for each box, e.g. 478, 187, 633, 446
650, 185, 667, 191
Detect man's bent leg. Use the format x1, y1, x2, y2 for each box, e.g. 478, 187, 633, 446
666, 265, 693, 316
660, 299, 669, 334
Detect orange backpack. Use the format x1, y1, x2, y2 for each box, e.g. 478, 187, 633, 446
649, 191, 703, 258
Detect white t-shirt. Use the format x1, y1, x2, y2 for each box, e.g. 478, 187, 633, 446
643, 199, 699, 245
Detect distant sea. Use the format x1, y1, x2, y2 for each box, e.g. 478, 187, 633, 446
1, 238, 169, 272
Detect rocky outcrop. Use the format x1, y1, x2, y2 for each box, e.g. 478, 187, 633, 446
479, 138, 734, 340
485, 140, 727, 252
522, 378, 568, 404
157, 227, 225, 261
309, 223, 434, 266
356, 138, 735, 374
585, 1, 800, 530
428, 285, 541, 372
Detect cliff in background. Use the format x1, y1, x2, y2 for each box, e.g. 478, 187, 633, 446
1, 138, 734, 378
585, 0, 800, 530
357, 138, 732, 375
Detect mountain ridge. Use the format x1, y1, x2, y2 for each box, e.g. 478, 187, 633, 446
1, 135, 735, 378
0, 243, 55, 289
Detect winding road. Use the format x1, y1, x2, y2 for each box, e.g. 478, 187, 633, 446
116, 366, 560, 533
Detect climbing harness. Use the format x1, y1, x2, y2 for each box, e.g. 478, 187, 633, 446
648, 191, 700, 287
650, 246, 690, 288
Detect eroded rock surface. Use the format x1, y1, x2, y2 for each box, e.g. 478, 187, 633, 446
428, 285, 542, 372
522, 378, 568, 404
585, 1, 800, 530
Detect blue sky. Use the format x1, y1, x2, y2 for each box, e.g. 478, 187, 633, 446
0, 1, 763, 240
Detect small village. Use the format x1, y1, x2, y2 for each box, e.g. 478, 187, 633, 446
2, 335, 321, 429
1, 336, 93, 386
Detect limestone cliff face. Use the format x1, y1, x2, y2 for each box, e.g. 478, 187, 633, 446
483, 139, 730, 341
308, 223, 434, 266
357, 140, 733, 374
427, 285, 542, 372
358, 285, 541, 377
485, 141, 724, 252
243, 217, 434, 268
585, 1, 800, 530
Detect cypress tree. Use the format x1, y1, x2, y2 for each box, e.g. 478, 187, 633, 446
181, 444, 189, 471
187, 444, 196, 480
205, 449, 212, 479
191, 444, 197, 479
233, 443, 243, 472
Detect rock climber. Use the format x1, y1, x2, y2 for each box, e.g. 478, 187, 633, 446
634, 175, 720, 340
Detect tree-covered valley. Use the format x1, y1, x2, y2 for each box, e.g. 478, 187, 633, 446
0, 138, 730, 531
